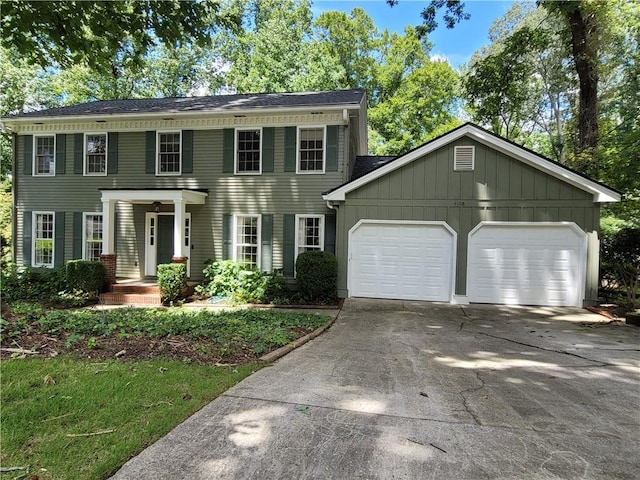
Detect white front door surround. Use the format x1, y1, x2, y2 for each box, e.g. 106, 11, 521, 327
145, 212, 192, 277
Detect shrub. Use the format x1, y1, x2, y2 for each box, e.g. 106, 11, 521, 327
601, 226, 640, 309
0, 264, 66, 303
65, 260, 106, 296
199, 260, 288, 304
157, 263, 187, 305
295, 251, 338, 302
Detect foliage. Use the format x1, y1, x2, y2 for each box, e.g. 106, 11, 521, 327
199, 260, 287, 304
601, 227, 640, 309
1, 358, 256, 480
387, 0, 470, 37
157, 263, 187, 305
65, 260, 106, 297
0, 264, 66, 303
1, 0, 238, 74
295, 251, 338, 302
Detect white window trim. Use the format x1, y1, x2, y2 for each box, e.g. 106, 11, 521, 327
32, 211, 55, 268
294, 214, 325, 257
156, 130, 182, 176
296, 125, 326, 175
83, 133, 108, 176
234, 127, 263, 175
33, 135, 56, 177
232, 214, 261, 269
82, 212, 103, 261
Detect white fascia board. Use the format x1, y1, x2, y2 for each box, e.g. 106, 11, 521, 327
100, 189, 207, 204
1, 103, 363, 127
324, 124, 620, 203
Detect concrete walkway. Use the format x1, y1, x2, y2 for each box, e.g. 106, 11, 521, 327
111, 299, 640, 479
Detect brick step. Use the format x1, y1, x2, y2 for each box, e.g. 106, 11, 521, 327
111, 284, 160, 294
100, 292, 162, 306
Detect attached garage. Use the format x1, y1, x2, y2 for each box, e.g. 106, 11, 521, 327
324, 123, 620, 307
467, 222, 587, 307
349, 220, 455, 301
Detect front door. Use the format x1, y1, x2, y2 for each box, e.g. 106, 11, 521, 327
145, 212, 191, 277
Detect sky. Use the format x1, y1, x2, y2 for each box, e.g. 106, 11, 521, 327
311, 0, 515, 68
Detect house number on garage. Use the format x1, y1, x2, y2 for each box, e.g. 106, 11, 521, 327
453, 201, 466, 206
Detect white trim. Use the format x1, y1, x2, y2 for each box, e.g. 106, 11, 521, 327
83, 132, 108, 176
294, 214, 325, 258
145, 212, 192, 277
296, 126, 326, 174
32, 134, 56, 176
232, 214, 262, 269
234, 127, 263, 175
323, 124, 620, 203
466, 221, 587, 307
82, 212, 103, 261
347, 219, 457, 302
156, 130, 182, 176
32, 211, 55, 268
452, 295, 469, 305
100, 189, 207, 204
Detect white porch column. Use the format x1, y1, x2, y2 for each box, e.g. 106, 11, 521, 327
173, 199, 186, 259
102, 199, 116, 254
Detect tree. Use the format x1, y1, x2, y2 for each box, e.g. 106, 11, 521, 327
387, 0, 470, 37
1, 0, 238, 73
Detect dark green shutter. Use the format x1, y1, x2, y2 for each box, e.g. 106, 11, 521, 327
73, 212, 83, 259
284, 127, 296, 172
107, 132, 118, 174
23, 135, 33, 175
23, 211, 32, 266
326, 125, 338, 172
74, 133, 84, 174
283, 214, 295, 276
54, 212, 65, 267
262, 127, 274, 173
56, 134, 66, 174
324, 214, 336, 255
223, 129, 234, 173
145, 131, 156, 174
182, 130, 193, 173
261, 214, 273, 272
222, 214, 233, 259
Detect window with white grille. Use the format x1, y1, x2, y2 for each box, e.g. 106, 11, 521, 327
454, 146, 475, 171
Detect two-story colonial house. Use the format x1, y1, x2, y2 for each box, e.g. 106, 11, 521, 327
3, 90, 620, 308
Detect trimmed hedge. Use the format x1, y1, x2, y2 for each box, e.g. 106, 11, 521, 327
157, 263, 187, 305
295, 251, 337, 302
65, 260, 106, 296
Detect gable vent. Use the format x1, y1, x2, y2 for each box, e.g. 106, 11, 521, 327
454, 146, 475, 171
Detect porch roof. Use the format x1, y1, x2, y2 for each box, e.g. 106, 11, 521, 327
99, 188, 208, 204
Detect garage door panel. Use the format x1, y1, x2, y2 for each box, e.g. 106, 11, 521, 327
467, 224, 586, 307
350, 222, 454, 301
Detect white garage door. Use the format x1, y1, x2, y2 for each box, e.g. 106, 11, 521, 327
349, 221, 455, 301
467, 223, 587, 307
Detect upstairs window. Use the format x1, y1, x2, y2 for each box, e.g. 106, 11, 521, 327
236, 129, 261, 174
34, 136, 55, 176
234, 215, 260, 268
298, 127, 325, 173
85, 134, 107, 175
157, 131, 181, 175
83, 213, 103, 261
33, 212, 54, 267
295, 215, 324, 256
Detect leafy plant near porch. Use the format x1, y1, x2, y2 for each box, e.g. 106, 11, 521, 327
296, 251, 338, 302
65, 260, 106, 296
157, 263, 187, 305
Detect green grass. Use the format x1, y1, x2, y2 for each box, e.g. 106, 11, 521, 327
1, 358, 259, 480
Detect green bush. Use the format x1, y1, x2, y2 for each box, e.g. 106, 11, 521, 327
198, 260, 287, 304
157, 263, 187, 305
0, 263, 66, 303
601, 226, 640, 309
295, 251, 338, 302
65, 260, 106, 296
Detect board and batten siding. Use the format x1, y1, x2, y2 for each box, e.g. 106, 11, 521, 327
337, 137, 600, 297
15, 126, 345, 280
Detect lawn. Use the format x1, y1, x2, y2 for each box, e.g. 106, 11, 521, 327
0, 305, 332, 479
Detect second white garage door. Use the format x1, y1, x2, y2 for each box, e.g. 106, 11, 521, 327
467, 222, 587, 307
349, 220, 455, 301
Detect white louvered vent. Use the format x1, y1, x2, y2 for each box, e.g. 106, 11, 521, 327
454, 146, 475, 171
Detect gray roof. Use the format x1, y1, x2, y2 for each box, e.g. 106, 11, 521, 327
351, 156, 398, 181
7, 89, 365, 119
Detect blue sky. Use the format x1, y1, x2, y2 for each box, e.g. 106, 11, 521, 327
311, 0, 515, 68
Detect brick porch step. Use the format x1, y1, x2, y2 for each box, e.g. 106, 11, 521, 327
100, 292, 162, 306
110, 283, 161, 294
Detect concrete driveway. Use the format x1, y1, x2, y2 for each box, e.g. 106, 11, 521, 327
111, 299, 640, 479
